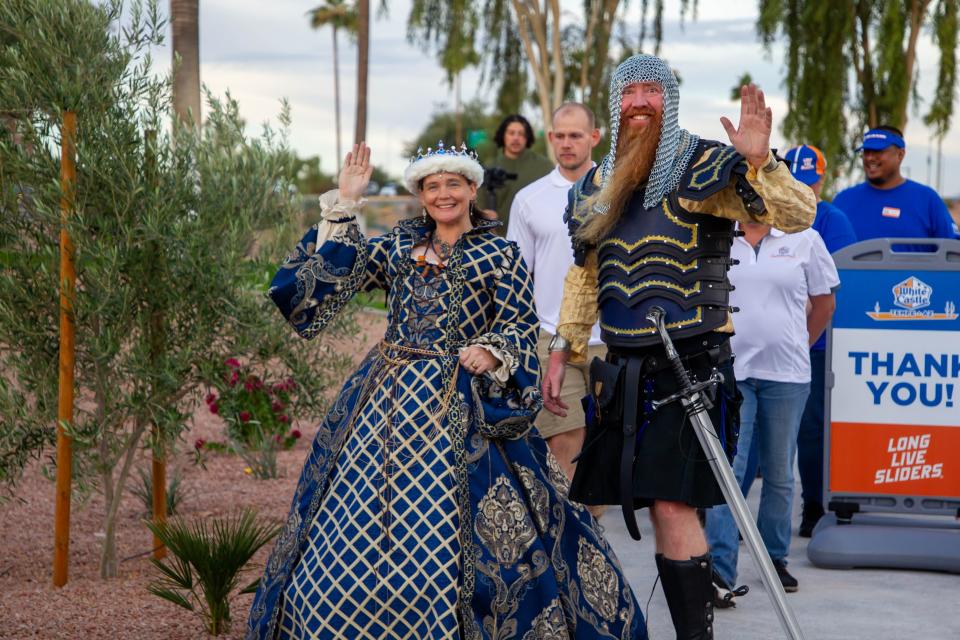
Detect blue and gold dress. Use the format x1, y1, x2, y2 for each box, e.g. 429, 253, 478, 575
246, 192, 645, 640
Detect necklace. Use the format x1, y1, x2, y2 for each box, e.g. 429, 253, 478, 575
431, 234, 453, 263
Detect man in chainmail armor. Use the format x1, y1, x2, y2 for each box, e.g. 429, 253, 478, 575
541, 54, 816, 639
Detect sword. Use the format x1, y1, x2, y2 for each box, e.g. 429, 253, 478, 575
645, 306, 806, 640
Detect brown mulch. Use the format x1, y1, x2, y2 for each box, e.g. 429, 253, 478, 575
0, 313, 388, 640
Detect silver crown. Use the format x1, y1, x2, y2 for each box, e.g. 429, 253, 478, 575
410, 140, 478, 164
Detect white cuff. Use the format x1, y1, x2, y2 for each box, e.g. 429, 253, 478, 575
316, 189, 365, 243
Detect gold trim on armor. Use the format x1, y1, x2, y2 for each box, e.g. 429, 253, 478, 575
603, 256, 698, 274
600, 308, 703, 335
600, 279, 702, 298
598, 200, 698, 252
688, 146, 738, 190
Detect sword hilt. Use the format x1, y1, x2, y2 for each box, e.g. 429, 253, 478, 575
645, 306, 693, 390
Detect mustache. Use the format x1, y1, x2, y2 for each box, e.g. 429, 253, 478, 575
621, 107, 657, 120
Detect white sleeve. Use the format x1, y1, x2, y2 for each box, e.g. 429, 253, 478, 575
507, 195, 535, 275
804, 230, 840, 296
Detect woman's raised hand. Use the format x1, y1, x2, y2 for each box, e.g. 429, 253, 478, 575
338, 142, 373, 201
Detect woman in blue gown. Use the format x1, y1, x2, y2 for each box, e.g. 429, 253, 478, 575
246, 142, 645, 640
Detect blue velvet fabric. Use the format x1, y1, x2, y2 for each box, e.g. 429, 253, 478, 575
246, 214, 645, 640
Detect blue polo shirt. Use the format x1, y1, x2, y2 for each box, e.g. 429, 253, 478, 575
833, 179, 957, 243
810, 200, 856, 352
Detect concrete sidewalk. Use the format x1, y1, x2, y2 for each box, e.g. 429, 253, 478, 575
601, 482, 960, 640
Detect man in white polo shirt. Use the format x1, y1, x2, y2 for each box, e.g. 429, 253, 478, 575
705, 219, 839, 598
508, 102, 602, 487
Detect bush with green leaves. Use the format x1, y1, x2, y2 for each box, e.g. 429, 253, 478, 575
146, 509, 280, 636
130, 466, 188, 517
0, 0, 356, 578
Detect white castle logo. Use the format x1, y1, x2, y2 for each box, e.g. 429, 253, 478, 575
867, 276, 957, 321
893, 277, 932, 310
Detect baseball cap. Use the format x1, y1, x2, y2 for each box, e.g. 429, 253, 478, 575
783, 145, 826, 186
856, 128, 905, 152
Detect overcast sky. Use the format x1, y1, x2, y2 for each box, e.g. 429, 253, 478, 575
149, 0, 959, 196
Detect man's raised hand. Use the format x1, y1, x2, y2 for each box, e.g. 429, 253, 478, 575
720, 83, 773, 170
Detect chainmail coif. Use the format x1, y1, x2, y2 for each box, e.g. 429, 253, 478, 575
596, 54, 700, 211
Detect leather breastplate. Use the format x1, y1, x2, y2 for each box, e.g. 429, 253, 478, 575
565, 140, 763, 348
596, 191, 736, 347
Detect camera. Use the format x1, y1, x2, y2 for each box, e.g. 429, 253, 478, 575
483, 166, 518, 193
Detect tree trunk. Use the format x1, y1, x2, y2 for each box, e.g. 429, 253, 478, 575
897, 0, 933, 131
171, 0, 201, 127
454, 72, 463, 144
98, 417, 151, 579
354, 0, 369, 145
333, 26, 342, 175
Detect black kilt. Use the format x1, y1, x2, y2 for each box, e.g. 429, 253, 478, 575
569, 331, 742, 509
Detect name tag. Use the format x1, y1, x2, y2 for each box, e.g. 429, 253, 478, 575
882, 206, 901, 219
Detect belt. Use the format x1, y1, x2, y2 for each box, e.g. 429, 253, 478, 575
612, 336, 731, 541
608, 338, 732, 375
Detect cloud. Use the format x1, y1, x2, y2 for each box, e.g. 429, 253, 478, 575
147, 0, 959, 195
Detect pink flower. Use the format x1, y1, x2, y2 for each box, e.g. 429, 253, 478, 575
274, 434, 283, 443
244, 379, 256, 392
239, 411, 251, 422
284, 377, 296, 391
228, 370, 239, 386
271, 383, 285, 393
278, 414, 290, 424
290, 429, 302, 439
208, 402, 219, 415
225, 358, 241, 369
253, 377, 264, 390
205, 392, 217, 405
194, 438, 206, 449
271, 401, 285, 412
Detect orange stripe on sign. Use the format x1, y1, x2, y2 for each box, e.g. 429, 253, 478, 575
830, 422, 960, 497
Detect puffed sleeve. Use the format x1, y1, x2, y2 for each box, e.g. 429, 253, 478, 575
464, 242, 542, 439
556, 250, 599, 364
269, 189, 394, 339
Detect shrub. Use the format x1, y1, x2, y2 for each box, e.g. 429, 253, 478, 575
130, 466, 188, 517
146, 509, 280, 636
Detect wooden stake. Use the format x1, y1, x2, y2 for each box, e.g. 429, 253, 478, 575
144, 129, 167, 560
151, 446, 167, 559
53, 110, 77, 588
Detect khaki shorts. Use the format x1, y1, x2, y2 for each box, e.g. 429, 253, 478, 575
535, 329, 607, 439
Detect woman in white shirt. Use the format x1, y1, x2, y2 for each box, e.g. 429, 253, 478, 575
705, 220, 839, 600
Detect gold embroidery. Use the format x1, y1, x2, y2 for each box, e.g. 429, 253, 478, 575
516, 466, 550, 533
598, 201, 698, 252
577, 538, 620, 623
600, 279, 701, 298
600, 308, 704, 336
688, 145, 738, 190
603, 256, 698, 274
476, 475, 537, 566
545, 451, 572, 496
521, 599, 570, 640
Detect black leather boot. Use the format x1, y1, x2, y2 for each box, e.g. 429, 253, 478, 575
656, 553, 715, 639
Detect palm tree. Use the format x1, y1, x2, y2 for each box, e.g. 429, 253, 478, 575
354, 0, 368, 147
171, 0, 201, 127
309, 0, 357, 175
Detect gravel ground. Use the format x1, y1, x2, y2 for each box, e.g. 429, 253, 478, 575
0, 312, 387, 640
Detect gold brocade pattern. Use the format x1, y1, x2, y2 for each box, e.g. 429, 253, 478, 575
516, 466, 550, 532
576, 538, 620, 623
521, 600, 570, 640
476, 475, 537, 566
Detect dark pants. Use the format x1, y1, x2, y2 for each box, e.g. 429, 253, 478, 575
797, 349, 826, 506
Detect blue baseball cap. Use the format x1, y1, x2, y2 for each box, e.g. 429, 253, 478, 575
783, 145, 826, 186
856, 128, 905, 152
